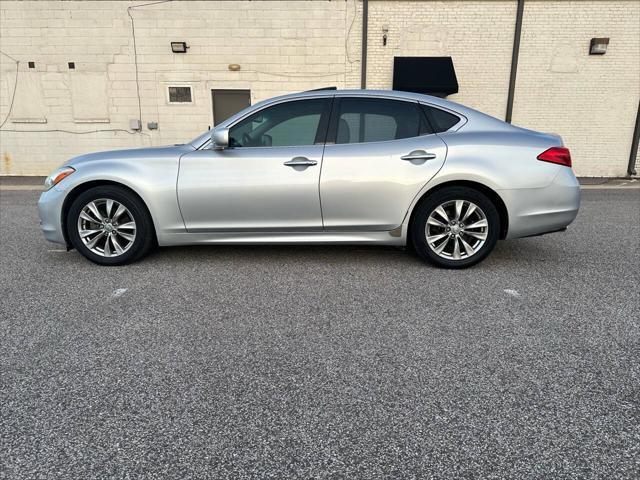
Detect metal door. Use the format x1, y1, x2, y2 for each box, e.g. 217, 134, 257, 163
212, 89, 251, 126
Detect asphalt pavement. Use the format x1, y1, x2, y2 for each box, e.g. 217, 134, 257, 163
1, 188, 639, 479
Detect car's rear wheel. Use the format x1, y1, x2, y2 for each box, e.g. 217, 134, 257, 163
67, 185, 155, 266
411, 186, 500, 269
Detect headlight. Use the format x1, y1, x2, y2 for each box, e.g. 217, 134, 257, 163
44, 166, 75, 190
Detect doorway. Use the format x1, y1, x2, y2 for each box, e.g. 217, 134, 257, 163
211, 89, 251, 126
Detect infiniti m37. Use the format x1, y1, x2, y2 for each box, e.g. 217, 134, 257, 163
38, 90, 580, 268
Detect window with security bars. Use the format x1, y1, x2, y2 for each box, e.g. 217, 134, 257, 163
168, 86, 192, 103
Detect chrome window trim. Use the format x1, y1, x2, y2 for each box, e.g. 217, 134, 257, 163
194, 92, 468, 150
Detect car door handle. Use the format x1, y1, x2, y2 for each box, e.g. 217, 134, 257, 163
400, 150, 437, 161
284, 157, 318, 167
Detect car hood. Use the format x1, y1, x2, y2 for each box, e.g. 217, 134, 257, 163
64, 144, 195, 168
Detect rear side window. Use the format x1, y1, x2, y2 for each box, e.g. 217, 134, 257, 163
422, 105, 460, 132
335, 98, 428, 144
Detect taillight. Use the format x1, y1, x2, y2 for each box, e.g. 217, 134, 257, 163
537, 147, 572, 168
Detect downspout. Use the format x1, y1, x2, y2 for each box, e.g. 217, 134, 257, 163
627, 99, 639, 176
505, 0, 525, 123
361, 0, 368, 89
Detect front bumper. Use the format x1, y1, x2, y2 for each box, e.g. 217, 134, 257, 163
501, 167, 580, 239
37, 186, 67, 245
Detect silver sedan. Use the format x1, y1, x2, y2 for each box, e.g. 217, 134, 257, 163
38, 89, 580, 268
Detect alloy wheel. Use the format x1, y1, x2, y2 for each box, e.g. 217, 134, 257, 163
424, 200, 488, 260
76, 198, 137, 257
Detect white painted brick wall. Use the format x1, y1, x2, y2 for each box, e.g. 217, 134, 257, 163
0, 0, 638, 177
368, 0, 640, 177
0, 0, 362, 175
513, 0, 640, 177
367, 1, 517, 120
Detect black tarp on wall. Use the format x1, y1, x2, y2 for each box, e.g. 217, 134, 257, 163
392, 57, 459, 97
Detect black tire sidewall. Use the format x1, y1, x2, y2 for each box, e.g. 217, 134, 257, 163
411, 187, 500, 269
67, 186, 154, 266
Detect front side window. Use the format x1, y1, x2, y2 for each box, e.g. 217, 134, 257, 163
335, 98, 428, 144
229, 99, 328, 147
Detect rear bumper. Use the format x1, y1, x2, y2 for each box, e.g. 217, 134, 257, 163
37, 187, 67, 245
501, 167, 580, 239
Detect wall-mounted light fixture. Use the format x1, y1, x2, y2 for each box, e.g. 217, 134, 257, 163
228, 64, 241, 71
170, 41, 189, 53
382, 25, 389, 47
589, 38, 609, 55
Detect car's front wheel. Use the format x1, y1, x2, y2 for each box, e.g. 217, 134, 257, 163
66, 185, 155, 266
411, 186, 500, 269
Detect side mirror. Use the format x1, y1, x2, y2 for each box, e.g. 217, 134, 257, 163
211, 128, 229, 150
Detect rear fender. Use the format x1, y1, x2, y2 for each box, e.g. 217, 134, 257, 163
401, 130, 563, 235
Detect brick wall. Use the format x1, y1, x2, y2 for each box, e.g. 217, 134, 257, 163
366, 0, 516, 120
367, 0, 639, 177
0, 0, 362, 175
512, 0, 640, 177
0, 0, 638, 177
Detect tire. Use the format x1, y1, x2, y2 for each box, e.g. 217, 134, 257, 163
66, 185, 155, 266
410, 186, 500, 269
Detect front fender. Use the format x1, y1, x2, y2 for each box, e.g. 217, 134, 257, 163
56, 156, 186, 243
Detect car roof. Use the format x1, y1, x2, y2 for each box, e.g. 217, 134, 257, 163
269, 89, 460, 109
